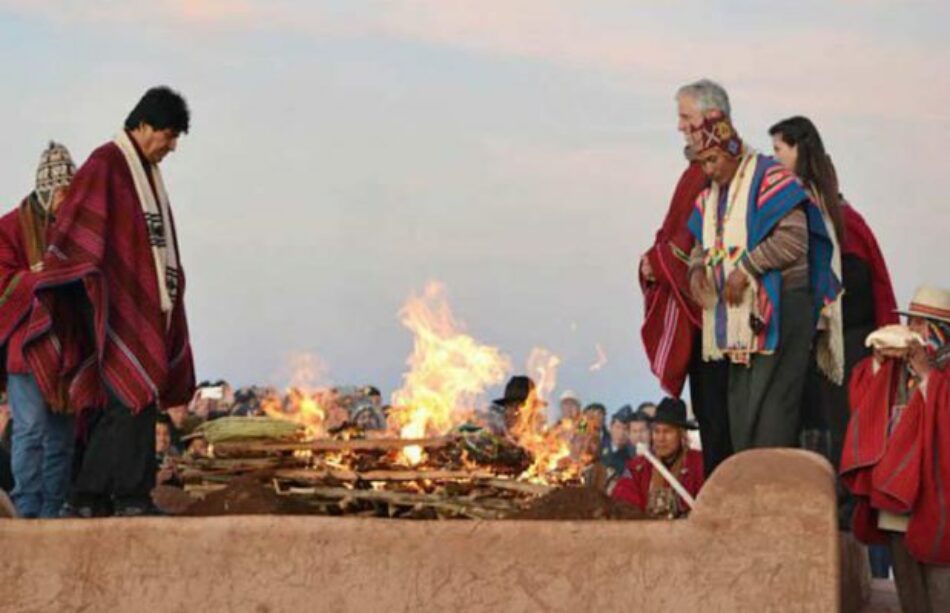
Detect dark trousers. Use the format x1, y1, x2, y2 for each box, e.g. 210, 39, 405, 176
70, 395, 156, 510
729, 288, 812, 451
889, 532, 950, 612
689, 337, 732, 478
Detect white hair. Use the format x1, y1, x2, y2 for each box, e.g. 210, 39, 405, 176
676, 79, 731, 117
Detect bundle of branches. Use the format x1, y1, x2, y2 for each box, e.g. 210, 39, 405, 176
171, 425, 571, 519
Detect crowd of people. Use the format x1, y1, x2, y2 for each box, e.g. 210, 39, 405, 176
0, 79, 947, 610
639, 78, 950, 610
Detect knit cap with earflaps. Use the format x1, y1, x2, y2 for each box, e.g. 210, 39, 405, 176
35, 141, 76, 212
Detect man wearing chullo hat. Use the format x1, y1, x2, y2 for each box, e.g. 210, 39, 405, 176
0, 87, 197, 517
686, 111, 840, 451
0, 142, 76, 517
840, 286, 950, 611
611, 397, 704, 518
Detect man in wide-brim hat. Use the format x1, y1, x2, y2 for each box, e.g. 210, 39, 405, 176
611, 397, 704, 518
840, 285, 950, 611
485, 375, 541, 436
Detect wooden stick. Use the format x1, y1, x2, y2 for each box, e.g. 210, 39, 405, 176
274, 467, 495, 483
273, 483, 518, 514
483, 478, 554, 497
634, 443, 695, 509
214, 436, 454, 455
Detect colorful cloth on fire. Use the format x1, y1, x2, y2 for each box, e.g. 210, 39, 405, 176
640, 161, 708, 397
687, 152, 840, 363
611, 447, 704, 518
0, 134, 195, 413
841, 356, 950, 564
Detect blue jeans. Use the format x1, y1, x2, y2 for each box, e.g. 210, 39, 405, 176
9, 373, 75, 518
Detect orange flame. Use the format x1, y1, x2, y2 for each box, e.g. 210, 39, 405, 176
261, 352, 331, 439
389, 282, 510, 464
510, 348, 577, 483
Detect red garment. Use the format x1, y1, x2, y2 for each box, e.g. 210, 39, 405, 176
611, 448, 704, 512
841, 203, 898, 328
841, 358, 950, 563
0, 141, 196, 412
840, 357, 895, 544
0, 204, 35, 374
640, 162, 708, 397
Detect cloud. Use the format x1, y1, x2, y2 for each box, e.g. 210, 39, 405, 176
6, 1, 945, 121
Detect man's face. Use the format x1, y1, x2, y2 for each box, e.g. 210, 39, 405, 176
908, 316, 932, 342
651, 423, 683, 462
629, 421, 651, 447
134, 124, 179, 164
771, 134, 798, 174
156, 423, 171, 454
609, 420, 629, 447
560, 400, 580, 421
167, 404, 187, 429
584, 410, 605, 432
50, 187, 69, 214
697, 148, 739, 187
677, 94, 704, 139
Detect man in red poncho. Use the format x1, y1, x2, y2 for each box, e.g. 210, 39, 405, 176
638, 79, 730, 478
0, 86, 196, 516
611, 397, 703, 518
840, 286, 950, 611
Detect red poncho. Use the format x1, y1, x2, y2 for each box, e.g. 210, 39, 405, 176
0, 141, 195, 413
840, 358, 950, 563
841, 203, 898, 329
640, 162, 707, 397
612, 448, 704, 513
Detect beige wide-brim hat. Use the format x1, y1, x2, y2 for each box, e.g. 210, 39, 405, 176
896, 285, 950, 324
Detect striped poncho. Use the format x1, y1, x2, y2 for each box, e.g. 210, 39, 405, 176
0, 139, 195, 412
687, 154, 840, 362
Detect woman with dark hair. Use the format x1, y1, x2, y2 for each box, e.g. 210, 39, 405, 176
770, 117, 846, 390
769, 116, 898, 527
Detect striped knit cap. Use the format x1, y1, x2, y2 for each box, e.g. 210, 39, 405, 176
35, 141, 76, 212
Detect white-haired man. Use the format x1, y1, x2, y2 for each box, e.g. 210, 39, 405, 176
639, 79, 732, 478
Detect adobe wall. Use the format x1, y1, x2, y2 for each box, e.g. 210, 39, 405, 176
0, 449, 839, 613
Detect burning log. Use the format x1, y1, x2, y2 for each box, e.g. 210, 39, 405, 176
212, 436, 454, 457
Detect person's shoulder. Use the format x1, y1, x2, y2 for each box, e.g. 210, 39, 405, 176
626, 455, 650, 473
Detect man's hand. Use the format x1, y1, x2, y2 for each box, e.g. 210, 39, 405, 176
724, 268, 750, 306
640, 255, 655, 282
689, 268, 711, 305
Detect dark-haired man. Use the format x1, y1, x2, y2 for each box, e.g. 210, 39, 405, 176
0, 86, 197, 516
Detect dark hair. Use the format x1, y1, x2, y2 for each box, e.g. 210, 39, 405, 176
768, 116, 844, 244
583, 403, 607, 415
124, 86, 190, 134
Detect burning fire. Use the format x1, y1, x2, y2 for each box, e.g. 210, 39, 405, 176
388, 282, 510, 464
260, 352, 335, 439
510, 348, 576, 482
260, 282, 585, 484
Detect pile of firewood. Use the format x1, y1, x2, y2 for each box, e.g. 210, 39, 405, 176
172, 420, 570, 519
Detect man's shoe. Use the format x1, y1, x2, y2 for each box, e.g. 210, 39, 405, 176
113, 502, 166, 517
58, 503, 97, 519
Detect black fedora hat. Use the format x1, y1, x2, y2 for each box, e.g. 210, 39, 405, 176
649, 397, 698, 430
493, 375, 536, 406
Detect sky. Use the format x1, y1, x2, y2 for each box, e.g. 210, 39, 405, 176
0, 1, 948, 412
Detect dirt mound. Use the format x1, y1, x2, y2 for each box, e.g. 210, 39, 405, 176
509, 487, 646, 520
184, 474, 314, 516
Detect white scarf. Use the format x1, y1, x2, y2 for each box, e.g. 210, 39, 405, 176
810, 189, 845, 385
699, 152, 760, 364
113, 131, 180, 323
